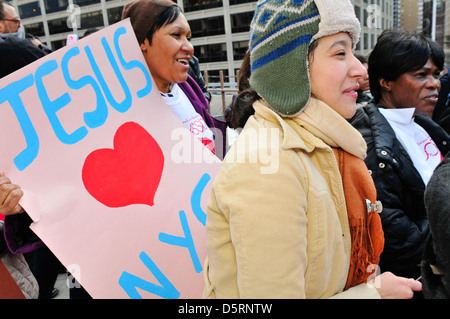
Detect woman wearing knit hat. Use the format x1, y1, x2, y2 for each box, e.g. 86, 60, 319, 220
121, 0, 226, 158
203, 0, 422, 298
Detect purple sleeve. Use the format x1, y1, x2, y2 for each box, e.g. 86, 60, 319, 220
4, 214, 44, 254
179, 76, 227, 159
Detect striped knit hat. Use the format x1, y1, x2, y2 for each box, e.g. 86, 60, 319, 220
249, 0, 360, 116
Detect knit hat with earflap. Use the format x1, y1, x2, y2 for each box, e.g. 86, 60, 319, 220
249, 0, 361, 116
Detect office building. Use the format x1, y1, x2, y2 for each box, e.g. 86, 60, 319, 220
11, 0, 394, 83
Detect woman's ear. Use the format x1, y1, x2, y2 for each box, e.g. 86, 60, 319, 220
140, 38, 150, 52
379, 78, 391, 92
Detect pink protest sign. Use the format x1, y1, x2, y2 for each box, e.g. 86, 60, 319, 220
0, 19, 222, 298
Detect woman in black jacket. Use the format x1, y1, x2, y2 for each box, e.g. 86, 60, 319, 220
350, 30, 450, 280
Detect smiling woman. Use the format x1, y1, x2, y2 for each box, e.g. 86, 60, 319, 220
309, 33, 364, 119
121, 0, 227, 158
350, 30, 450, 283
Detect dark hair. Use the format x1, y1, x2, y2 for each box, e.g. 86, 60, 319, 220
145, 5, 181, 45
369, 30, 445, 103
228, 51, 258, 129
355, 54, 367, 64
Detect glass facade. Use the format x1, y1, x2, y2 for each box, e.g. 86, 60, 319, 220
44, 0, 69, 14
18, 1, 41, 19
190, 16, 224, 38
15, 0, 393, 83
183, 0, 222, 12
195, 43, 227, 63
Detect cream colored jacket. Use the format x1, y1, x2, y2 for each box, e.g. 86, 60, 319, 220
202, 98, 381, 299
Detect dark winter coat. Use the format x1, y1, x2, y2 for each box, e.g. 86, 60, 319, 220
350, 102, 450, 279
422, 152, 450, 298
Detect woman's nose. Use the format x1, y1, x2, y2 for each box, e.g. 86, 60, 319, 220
182, 38, 194, 55
428, 75, 440, 89
350, 56, 367, 82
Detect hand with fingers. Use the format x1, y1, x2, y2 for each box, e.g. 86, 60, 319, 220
0, 171, 25, 216
369, 271, 422, 299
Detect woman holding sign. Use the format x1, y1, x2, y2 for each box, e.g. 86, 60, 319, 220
203, 0, 422, 299
121, 0, 227, 158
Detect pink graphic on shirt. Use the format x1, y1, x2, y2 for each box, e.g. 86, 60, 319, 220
190, 119, 205, 135
185, 116, 215, 154
417, 137, 441, 161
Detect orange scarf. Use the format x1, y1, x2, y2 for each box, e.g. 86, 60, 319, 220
332, 148, 385, 290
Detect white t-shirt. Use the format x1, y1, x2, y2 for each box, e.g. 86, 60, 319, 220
160, 83, 215, 154
379, 107, 442, 185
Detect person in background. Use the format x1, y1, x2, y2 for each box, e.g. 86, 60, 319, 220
421, 151, 450, 298
26, 33, 53, 55
432, 67, 450, 123
203, 0, 421, 299
82, 28, 99, 38
188, 55, 212, 103
350, 30, 450, 281
355, 54, 371, 108
225, 50, 253, 129
121, 0, 226, 158
0, 36, 64, 299
439, 105, 450, 134
0, 0, 24, 39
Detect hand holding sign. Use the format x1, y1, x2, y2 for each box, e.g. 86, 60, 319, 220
82, 122, 164, 208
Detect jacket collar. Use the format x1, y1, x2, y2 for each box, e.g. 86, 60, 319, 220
364, 103, 400, 157
363, 102, 450, 158
253, 98, 367, 159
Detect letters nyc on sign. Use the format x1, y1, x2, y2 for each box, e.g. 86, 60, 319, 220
0, 20, 221, 298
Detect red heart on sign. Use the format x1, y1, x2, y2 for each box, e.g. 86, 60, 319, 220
82, 122, 164, 208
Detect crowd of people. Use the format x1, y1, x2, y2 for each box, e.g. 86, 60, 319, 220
1, 0, 450, 299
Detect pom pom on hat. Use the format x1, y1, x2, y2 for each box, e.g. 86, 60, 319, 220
122, 0, 179, 44
249, 0, 361, 116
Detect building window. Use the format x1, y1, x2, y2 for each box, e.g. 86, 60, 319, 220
190, 16, 224, 37
51, 39, 67, 51
44, 0, 69, 14
233, 40, 248, 60
107, 6, 123, 25
183, 0, 222, 13
354, 5, 361, 21
19, 2, 41, 19
229, 0, 254, 5
206, 69, 229, 84
73, 0, 101, 6
230, 11, 253, 33
23, 22, 45, 37
80, 10, 104, 29
48, 17, 72, 34
195, 43, 227, 63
